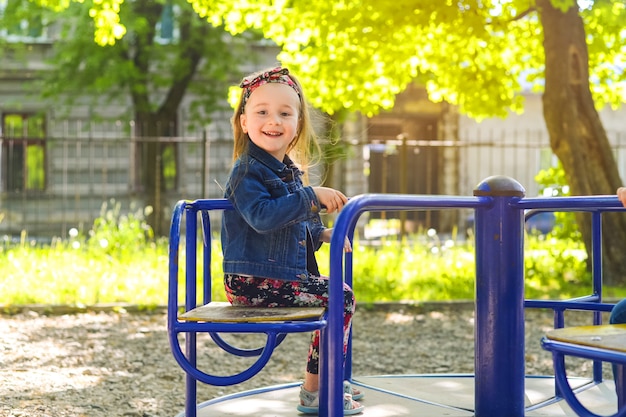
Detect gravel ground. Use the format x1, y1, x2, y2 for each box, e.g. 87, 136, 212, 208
0, 303, 613, 417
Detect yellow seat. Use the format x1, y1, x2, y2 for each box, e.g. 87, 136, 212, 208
179, 301, 325, 323
546, 324, 626, 353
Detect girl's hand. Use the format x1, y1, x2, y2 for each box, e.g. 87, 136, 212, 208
618, 187, 626, 208
320, 228, 352, 252
313, 187, 348, 214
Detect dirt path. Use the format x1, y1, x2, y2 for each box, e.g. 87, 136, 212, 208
0, 305, 610, 417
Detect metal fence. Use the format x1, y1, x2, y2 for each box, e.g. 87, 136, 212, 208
1, 126, 625, 240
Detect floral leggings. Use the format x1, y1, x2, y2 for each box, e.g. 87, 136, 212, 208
224, 274, 356, 375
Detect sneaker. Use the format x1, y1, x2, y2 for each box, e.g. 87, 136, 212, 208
297, 383, 364, 415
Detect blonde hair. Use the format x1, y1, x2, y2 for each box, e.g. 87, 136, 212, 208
231, 67, 320, 176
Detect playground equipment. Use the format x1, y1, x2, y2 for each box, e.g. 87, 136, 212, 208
167, 198, 327, 417
168, 175, 626, 416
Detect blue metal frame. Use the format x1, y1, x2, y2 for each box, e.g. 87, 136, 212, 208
167, 199, 327, 417
168, 176, 625, 417
326, 176, 624, 417
517, 195, 623, 395
326, 192, 488, 416
541, 338, 626, 417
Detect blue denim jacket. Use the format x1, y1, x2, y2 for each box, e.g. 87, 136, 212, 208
221, 140, 325, 281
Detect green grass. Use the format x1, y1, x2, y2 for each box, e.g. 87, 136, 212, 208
0, 238, 168, 307
2, 230, 625, 308
3, 200, 625, 308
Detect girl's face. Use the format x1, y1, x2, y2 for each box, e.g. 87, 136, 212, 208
240, 82, 300, 161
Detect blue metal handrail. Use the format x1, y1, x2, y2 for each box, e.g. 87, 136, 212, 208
542, 338, 626, 417
325, 192, 490, 416
324, 177, 625, 417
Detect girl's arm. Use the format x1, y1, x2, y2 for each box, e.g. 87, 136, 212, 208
320, 228, 352, 252
227, 165, 320, 233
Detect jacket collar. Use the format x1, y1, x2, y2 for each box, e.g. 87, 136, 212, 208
246, 139, 295, 177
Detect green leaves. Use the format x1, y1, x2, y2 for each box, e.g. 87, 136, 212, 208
26, 0, 626, 120
16, 0, 255, 124
189, 0, 626, 119
88, 0, 126, 45
581, 0, 626, 109
187, 0, 536, 118
549, 0, 577, 13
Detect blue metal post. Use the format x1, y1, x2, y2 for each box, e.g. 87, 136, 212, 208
473, 176, 526, 417
185, 206, 198, 417
324, 199, 363, 417
591, 212, 604, 382
618, 365, 626, 409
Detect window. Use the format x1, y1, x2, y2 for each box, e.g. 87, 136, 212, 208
159, 1, 174, 40
155, 1, 177, 44
1, 113, 46, 192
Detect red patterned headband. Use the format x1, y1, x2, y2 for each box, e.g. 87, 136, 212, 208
240, 67, 301, 110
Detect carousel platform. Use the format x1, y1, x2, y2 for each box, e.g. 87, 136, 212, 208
179, 374, 618, 417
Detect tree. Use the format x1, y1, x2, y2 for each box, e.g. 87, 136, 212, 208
23, 0, 626, 283
2, 0, 256, 235
188, 0, 626, 284
538, 0, 626, 284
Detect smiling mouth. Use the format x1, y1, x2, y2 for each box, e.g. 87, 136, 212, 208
263, 131, 283, 136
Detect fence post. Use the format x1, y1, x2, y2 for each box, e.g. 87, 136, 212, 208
473, 175, 526, 417
202, 129, 207, 198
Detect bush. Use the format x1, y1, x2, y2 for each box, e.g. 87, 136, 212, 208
535, 162, 581, 241
0, 207, 611, 307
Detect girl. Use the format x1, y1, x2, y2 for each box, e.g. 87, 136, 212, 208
221, 66, 364, 415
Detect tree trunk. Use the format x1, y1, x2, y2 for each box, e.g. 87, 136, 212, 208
128, 0, 206, 237
134, 113, 163, 236
134, 112, 179, 237
538, 0, 626, 285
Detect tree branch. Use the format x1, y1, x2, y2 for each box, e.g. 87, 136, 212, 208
510, 7, 536, 22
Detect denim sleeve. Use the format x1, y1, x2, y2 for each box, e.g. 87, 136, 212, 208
226, 163, 322, 233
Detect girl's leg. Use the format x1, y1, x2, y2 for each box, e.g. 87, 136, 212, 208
224, 274, 362, 412
610, 299, 626, 325
224, 274, 356, 383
